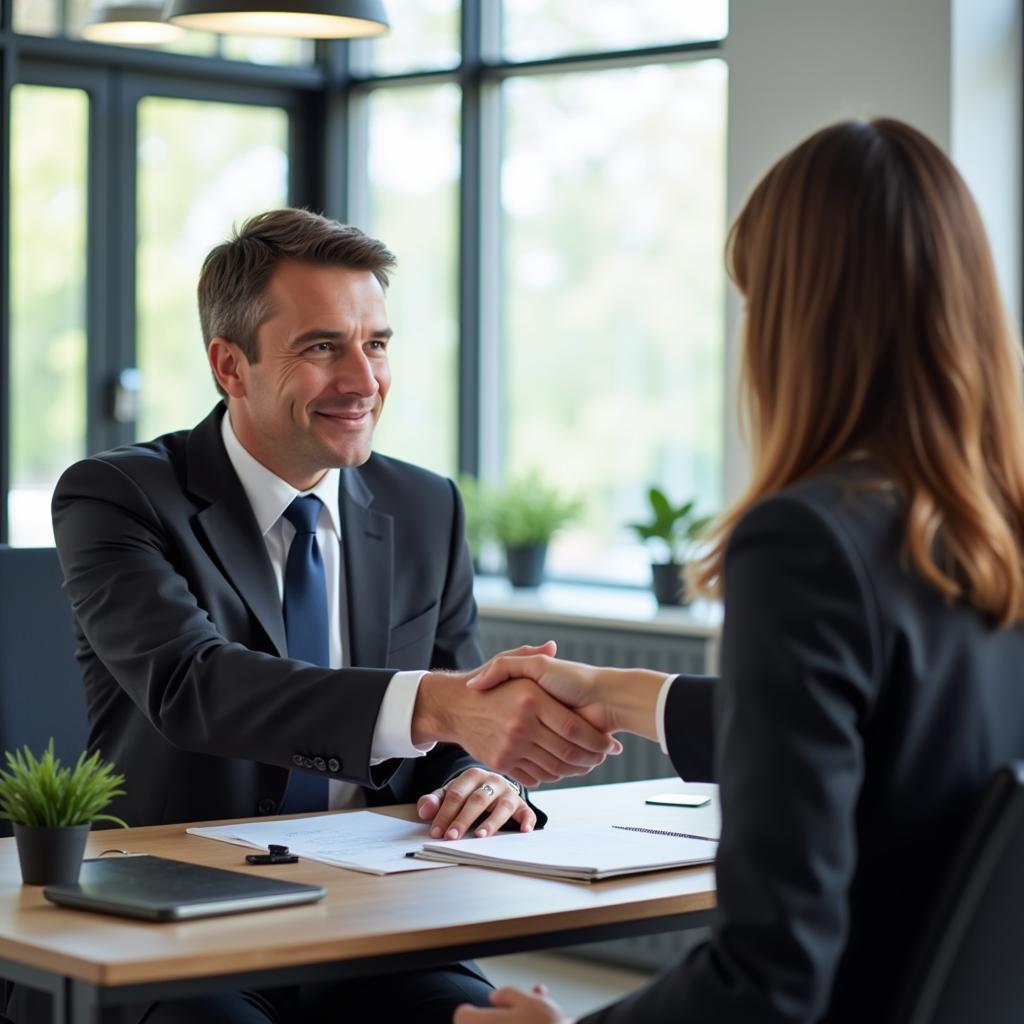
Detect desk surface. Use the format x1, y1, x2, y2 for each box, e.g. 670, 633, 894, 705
0, 779, 718, 988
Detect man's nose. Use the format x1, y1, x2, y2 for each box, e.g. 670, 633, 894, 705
331, 348, 379, 396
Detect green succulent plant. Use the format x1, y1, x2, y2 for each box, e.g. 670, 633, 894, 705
0, 739, 127, 829
629, 487, 713, 565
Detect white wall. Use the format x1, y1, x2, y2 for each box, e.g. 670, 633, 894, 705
721, 0, 1021, 501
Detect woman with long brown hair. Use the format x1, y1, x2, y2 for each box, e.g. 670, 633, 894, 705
453, 118, 1024, 1023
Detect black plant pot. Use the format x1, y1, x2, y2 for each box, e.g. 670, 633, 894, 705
13, 822, 90, 885
651, 562, 688, 606
505, 543, 548, 588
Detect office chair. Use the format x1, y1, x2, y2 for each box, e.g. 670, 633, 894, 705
892, 761, 1024, 1024
0, 546, 88, 839
0, 546, 88, 1022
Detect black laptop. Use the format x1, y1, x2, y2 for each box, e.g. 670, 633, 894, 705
43, 855, 326, 921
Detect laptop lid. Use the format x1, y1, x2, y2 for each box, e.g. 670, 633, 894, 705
43, 855, 326, 921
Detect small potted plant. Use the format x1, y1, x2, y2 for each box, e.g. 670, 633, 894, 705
488, 472, 582, 587
0, 739, 127, 885
629, 487, 713, 606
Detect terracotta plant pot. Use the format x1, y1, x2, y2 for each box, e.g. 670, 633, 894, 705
13, 822, 90, 885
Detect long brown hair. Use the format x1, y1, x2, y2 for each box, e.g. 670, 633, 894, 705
695, 118, 1024, 625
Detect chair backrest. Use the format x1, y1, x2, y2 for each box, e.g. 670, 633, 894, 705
0, 546, 88, 838
892, 761, 1024, 1024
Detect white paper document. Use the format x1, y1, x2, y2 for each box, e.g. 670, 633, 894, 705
414, 823, 718, 882
187, 811, 453, 875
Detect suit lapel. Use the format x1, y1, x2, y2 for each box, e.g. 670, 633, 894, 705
186, 406, 288, 658
339, 466, 393, 668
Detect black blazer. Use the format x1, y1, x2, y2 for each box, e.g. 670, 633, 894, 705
584, 463, 1024, 1023
51, 405, 482, 827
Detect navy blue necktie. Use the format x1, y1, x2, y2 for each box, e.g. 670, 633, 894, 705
279, 494, 330, 813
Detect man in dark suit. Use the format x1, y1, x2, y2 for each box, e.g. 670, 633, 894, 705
43, 209, 617, 1024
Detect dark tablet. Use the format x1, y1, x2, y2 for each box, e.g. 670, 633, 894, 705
43, 855, 326, 921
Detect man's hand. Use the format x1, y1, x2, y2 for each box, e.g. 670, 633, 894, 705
417, 767, 534, 840
412, 648, 621, 787
454, 985, 570, 1024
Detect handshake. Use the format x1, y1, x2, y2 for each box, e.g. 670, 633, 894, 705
411, 642, 670, 789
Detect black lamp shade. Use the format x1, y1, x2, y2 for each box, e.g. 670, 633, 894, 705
164, 0, 389, 38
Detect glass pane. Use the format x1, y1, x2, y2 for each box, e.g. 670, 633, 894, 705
9, 86, 89, 546
502, 0, 727, 61
13, 0, 58, 34
136, 99, 289, 441
362, 85, 460, 477
366, 0, 460, 75
221, 34, 315, 66
502, 61, 727, 584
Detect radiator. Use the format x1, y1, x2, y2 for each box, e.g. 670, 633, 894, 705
478, 613, 715, 972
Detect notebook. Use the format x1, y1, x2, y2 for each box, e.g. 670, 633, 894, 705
43, 855, 326, 921
413, 823, 719, 882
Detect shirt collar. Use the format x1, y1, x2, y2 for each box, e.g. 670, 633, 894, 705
220, 410, 341, 540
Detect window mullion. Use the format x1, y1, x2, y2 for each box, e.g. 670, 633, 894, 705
457, 0, 484, 479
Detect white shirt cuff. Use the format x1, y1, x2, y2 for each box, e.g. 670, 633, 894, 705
655, 674, 678, 755
369, 670, 436, 763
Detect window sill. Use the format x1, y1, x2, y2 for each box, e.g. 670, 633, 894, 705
473, 575, 722, 638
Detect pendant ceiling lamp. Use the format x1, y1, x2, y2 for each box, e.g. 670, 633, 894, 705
82, 1, 186, 43
164, 0, 389, 38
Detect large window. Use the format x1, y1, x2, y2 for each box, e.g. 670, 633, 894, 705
354, 2, 728, 585
2, 2, 729, 590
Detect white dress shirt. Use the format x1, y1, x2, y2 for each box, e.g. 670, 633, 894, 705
656, 676, 676, 755
220, 412, 433, 810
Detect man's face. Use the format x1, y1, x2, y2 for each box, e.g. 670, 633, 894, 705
222, 261, 392, 489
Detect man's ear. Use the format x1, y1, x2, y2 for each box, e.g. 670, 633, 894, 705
208, 337, 248, 399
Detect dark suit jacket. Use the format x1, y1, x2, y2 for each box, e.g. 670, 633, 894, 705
51, 404, 482, 827
584, 462, 1024, 1023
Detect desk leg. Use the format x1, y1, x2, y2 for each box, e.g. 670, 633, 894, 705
68, 980, 94, 1024
67, 980, 131, 1024
0, 961, 66, 1024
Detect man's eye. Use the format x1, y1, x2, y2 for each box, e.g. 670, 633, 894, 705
367, 339, 388, 351
309, 342, 334, 353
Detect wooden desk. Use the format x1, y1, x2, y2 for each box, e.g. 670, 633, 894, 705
0, 779, 717, 1024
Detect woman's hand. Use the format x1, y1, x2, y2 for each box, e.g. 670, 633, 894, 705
454, 984, 570, 1024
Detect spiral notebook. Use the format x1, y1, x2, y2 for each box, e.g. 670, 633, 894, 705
413, 824, 718, 882
43, 855, 326, 921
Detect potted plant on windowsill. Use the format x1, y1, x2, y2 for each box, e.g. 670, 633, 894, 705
0, 739, 127, 885
489, 473, 583, 588
629, 487, 713, 606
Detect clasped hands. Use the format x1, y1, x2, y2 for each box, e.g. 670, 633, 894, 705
413, 643, 630, 841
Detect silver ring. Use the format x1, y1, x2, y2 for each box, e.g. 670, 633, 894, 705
479, 783, 496, 797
